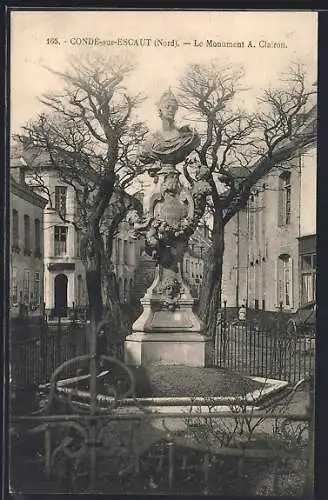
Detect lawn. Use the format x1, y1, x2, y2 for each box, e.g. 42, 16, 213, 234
129, 363, 263, 398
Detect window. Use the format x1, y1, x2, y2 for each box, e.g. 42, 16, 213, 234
12, 209, 19, 247
24, 215, 30, 253
33, 272, 40, 305
277, 254, 292, 308
76, 230, 81, 257
23, 269, 30, 303
301, 253, 316, 304
116, 239, 121, 261
75, 189, 83, 218
77, 274, 83, 305
55, 186, 67, 217
123, 278, 128, 302
119, 239, 124, 263
34, 218, 41, 254
278, 172, 291, 226
11, 267, 18, 304
123, 240, 129, 264
118, 277, 123, 302
128, 241, 134, 266
249, 205, 255, 238
54, 226, 68, 256
129, 278, 133, 301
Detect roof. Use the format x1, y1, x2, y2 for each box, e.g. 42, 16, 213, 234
190, 225, 212, 246
22, 147, 52, 167
228, 104, 317, 182
11, 140, 52, 167
229, 166, 250, 180
10, 156, 28, 169
10, 175, 48, 208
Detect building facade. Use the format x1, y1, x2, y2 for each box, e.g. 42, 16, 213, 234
109, 220, 143, 305
10, 158, 47, 319
20, 154, 211, 315
35, 170, 88, 317
182, 224, 212, 298
298, 144, 316, 306
221, 145, 316, 312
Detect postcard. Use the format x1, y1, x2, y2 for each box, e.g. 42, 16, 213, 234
9, 9, 317, 495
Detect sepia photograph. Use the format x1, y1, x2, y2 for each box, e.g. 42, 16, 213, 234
9, 9, 317, 495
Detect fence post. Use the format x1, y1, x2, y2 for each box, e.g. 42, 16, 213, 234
214, 316, 219, 366
274, 302, 284, 379
41, 301, 45, 324
218, 301, 228, 366
56, 314, 62, 368
303, 377, 314, 496
168, 440, 175, 490
45, 425, 52, 479
203, 452, 210, 494
39, 319, 46, 384
278, 302, 286, 378
71, 301, 76, 326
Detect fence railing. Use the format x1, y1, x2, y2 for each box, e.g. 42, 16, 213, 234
9, 309, 314, 496
213, 315, 315, 383
11, 319, 124, 388
10, 405, 313, 495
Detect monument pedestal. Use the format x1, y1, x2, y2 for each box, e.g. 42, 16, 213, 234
124, 273, 211, 367
124, 331, 210, 367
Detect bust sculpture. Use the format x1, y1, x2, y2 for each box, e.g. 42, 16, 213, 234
140, 88, 201, 167
125, 88, 210, 368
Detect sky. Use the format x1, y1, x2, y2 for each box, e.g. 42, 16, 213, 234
10, 10, 317, 233
11, 10, 317, 132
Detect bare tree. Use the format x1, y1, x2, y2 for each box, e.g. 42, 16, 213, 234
15, 54, 147, 334
178, 61, 316, 336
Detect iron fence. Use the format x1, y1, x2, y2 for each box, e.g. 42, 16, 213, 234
10, 318, 124, 388
213, 310, 315, 383
9, 311, 314, 496
10, 409, 312, 495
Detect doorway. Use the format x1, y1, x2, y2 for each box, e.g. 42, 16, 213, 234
54, 273, 68, 317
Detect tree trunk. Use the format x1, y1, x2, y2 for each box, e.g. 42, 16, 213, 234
83, 223, 104, 325
199, 206, 225, 338
82, 172, 116, 326
85, 267, 103, 323
104, 271, 126, 343
101, 235, 127, 350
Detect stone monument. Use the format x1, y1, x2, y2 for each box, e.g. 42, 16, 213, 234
124, 89, 213, 367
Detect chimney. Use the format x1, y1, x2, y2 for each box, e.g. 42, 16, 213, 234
19, 167, 26, 184
11, 156, 28, 184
